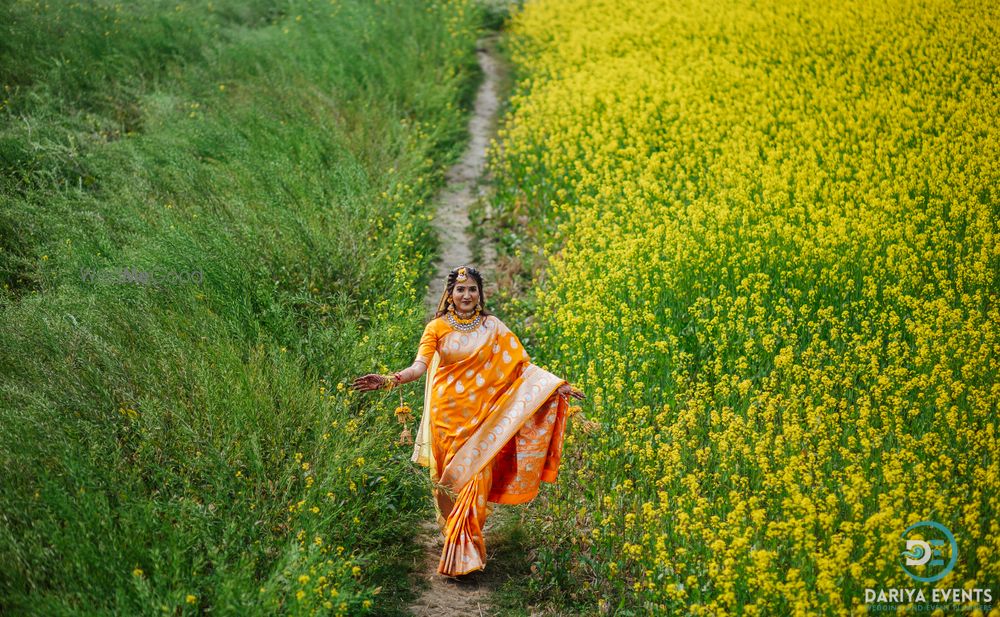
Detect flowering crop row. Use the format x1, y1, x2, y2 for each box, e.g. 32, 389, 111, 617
489, 0, 998, 614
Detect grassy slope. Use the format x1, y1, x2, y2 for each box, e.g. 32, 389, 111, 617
0, 0, 487, 614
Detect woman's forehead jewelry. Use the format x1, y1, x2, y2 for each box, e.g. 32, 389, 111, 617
456, 266, 469, 282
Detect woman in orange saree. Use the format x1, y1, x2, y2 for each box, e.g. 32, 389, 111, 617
352, 265, 585, 576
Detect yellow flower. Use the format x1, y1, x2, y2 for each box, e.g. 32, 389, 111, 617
132, 567, 143, 578
185, 595, 196, 604
482, 0, 1000, 611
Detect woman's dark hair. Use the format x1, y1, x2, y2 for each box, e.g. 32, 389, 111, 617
433, 265, 493, 320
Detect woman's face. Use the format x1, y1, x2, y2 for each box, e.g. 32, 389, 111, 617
450, 278, 480, 311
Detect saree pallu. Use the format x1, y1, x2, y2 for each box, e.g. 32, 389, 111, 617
410, 316, 569, 576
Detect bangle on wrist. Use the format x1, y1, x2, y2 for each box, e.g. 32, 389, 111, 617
386, 372, 402, 388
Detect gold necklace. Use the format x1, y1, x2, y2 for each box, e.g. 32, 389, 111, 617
449, 305, 478, 320
446, 306, 482, 330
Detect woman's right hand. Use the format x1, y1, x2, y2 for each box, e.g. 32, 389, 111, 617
351, 373, 387, 392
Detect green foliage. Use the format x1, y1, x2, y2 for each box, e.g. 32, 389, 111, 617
0, 0, 488, 614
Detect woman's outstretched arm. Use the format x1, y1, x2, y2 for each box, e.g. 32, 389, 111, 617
351, 359, 429, 392
394, 359, 428, 385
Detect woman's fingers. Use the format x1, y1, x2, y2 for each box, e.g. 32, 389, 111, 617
557, 385, 585, 400
350, 374, 381, 391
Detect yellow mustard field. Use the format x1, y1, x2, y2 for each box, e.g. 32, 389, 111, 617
488, 0, 998, 614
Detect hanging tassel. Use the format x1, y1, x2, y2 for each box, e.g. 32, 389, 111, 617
394, 389, 413, 445
398, 425, 413, 446
579, 418, 602, 434
395, 404, 413, 424
570, 408, 602, 434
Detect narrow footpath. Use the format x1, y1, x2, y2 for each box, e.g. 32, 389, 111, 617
407, 33, 507, 617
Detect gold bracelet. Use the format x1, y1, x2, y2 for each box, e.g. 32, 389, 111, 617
384, 373, 403, 389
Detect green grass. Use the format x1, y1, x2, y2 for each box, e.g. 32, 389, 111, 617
0, 0, 492, 614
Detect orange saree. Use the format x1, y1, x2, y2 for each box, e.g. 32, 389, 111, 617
410, 314, 570, 576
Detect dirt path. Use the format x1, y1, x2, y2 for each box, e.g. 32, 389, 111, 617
408, 33, 508, 617
420, 33, 500, 316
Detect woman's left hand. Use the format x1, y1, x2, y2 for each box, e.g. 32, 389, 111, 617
556, 384, 585, 400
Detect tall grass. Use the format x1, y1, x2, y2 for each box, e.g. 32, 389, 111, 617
0, 0, 488, 614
